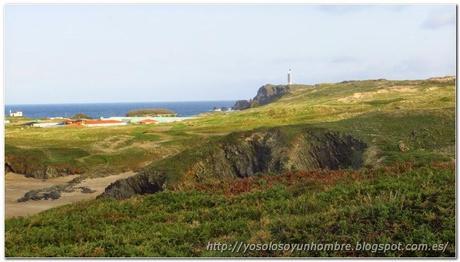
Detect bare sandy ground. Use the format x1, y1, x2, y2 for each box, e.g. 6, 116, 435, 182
5, 171, 135, 219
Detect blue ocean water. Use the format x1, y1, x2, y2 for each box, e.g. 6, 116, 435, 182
5, 101, 235, 119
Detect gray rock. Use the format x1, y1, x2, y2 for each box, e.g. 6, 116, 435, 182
232, 100, 251, 110
252, 84, 290, 106
17, 189, 61, 202
99, 171, 166, 200
232, 84, 291, 110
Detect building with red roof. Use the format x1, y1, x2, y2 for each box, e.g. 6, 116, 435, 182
64, 119, 127, 127
139, 119, 157, 125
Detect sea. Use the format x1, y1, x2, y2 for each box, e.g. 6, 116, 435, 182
5, 101, 236, 119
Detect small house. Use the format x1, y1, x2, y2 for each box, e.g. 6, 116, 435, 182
9, 110, 23, 117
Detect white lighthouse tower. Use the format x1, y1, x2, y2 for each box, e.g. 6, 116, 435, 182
287, 69, 293, 85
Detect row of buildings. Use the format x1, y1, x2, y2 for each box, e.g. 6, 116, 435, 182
29, 118, 154, 128
28, 116, 194, 128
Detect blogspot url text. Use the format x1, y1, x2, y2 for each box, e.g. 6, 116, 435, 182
206, 241, 449, 254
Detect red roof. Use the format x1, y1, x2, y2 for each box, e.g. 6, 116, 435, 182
84, 119, 123, 124
139, 119, 157, 124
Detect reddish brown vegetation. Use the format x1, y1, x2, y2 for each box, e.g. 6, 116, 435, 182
189, 169, 359, 196
189, 161, 454, 197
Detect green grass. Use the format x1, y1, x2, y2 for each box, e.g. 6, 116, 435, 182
6, 78, 455, 176
5, 77, 456, 257
5, 163, 454, 257
365, 97, 405, 106
5, 125, 190, 176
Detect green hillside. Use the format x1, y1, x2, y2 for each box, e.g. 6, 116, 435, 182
5, 77, 456, 257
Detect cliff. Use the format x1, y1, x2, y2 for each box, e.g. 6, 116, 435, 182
232, 84, 291, 110
100, 126, 367, 199
232, 100, 252, 110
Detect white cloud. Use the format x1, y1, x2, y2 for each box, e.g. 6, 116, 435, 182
422, 11, 455, 29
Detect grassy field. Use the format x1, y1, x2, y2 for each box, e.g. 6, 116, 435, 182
5, 162, 454, 257
5, 78, 454, 177
5, 77, 456, 257
5, 122, 204, 177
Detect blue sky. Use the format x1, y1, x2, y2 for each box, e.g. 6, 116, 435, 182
5, 4, 456, 104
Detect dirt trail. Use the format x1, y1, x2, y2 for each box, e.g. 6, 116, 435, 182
5, 171, 135, 218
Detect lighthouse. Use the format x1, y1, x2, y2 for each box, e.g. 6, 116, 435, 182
287, 69, 293, 85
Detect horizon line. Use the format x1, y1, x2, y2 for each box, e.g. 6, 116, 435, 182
5, 100, 237, 106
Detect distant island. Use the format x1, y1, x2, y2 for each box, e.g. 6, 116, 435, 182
126, 108, 177, 117
71, 113, 92, 119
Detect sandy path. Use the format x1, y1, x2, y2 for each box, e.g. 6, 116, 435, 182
5, 171, 135, 219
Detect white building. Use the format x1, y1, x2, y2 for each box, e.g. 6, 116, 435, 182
288, 69, 293, 85
32, 122, 62, 128
9, 110, 23, 117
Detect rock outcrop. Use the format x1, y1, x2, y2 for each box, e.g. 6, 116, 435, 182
99, 171, 166, 200
232, 100, 252, 110
251, 84, 291, 106
17, 176, 95, 202
100, 127, 367, 199
232, 84, 291, 110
